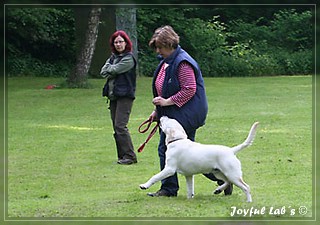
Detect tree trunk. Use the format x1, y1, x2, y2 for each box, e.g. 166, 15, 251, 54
116, 7, 139, 75
67, 7, 102, 88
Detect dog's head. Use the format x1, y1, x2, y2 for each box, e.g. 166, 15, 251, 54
160, 116, 187, 145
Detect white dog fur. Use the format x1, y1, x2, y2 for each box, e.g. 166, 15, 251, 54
140, 116, 259, 202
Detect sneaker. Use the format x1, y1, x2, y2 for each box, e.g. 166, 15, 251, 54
147, 189, 177, 197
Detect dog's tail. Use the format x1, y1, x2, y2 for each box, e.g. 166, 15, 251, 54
232, 122, 259, 154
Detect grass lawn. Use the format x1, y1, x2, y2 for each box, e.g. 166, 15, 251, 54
6, 76, 314, 222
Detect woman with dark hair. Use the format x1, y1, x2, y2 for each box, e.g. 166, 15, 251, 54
100, 30, 137, 165
146, 25, 232, 197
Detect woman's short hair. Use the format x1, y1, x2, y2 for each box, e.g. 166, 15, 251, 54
109, 30, 133, 53
149, 25, 180, 49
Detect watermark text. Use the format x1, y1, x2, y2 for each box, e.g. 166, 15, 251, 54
230, 206, 308, 217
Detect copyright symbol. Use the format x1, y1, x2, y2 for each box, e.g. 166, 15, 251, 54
299, 206, 307, 215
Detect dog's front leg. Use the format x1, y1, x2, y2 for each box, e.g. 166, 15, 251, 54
185, 175, 194, 199
140, 167, 176, 190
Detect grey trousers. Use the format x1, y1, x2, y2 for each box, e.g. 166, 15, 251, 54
109, 97, 137, 161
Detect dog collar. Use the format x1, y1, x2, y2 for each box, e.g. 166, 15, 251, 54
167, 138, 184, 145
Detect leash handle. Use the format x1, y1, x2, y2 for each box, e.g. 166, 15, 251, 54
137, 118, 159, 153
138, 118, 153, 133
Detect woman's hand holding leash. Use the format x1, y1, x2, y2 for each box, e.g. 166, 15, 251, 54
152, 96, 174, 107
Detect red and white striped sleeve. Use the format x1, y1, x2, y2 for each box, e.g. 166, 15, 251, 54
170, 61, 197, 107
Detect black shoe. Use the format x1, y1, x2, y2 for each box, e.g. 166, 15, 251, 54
147, 189, 177, 197
224, 184, 233, 195
117, 158, 137, 165
217, 180, 233, 195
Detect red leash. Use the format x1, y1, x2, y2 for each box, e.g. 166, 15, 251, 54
137, 118, 159, 153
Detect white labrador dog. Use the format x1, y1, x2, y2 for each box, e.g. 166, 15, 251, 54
139, 116, 259, 202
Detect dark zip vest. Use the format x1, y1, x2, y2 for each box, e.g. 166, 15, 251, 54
110, 52, 137, 99
152, 46, 208, 133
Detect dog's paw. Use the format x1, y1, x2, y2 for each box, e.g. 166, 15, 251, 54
214, 189, 222, 195
139, 184, 147, 190
187, 193, 194, 199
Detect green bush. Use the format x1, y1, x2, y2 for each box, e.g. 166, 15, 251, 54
7, 51, 72, 77
6, 8, 75, 77
272, 49, 313, 75
155, 9, 312, 77
183, 16, 228, 77
226, 8, 313, 76
201, 40, 279, 77
270, 9, 313, 51
250, 53, 279, 76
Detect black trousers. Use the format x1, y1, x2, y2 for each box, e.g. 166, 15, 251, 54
109, 97, 136, 161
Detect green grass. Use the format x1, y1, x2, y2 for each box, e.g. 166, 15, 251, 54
6, 76, 314, 221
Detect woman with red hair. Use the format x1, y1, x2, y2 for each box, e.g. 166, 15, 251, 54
100, 30, 137, 165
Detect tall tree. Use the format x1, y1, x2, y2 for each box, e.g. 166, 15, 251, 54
67, 7, 102, 88
115, 7, 139, 75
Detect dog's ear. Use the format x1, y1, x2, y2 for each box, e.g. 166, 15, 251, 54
169, 129, 175, 139
165, 128, 174, 145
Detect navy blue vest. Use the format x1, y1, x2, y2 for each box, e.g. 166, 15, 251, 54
152, 46, 208, 133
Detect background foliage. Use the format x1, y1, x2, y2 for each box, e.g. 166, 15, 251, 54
137, 7, 313, 77
6, 8, 75, 77
6, 6, 314, 77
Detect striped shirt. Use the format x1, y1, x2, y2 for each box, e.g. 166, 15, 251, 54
155, 61, 196, 107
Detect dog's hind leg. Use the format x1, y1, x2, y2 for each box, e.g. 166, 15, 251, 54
211, 172, 229, 195
231, 177, 252, 202
185, 175, 194, 199
213, 181, 230, 195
